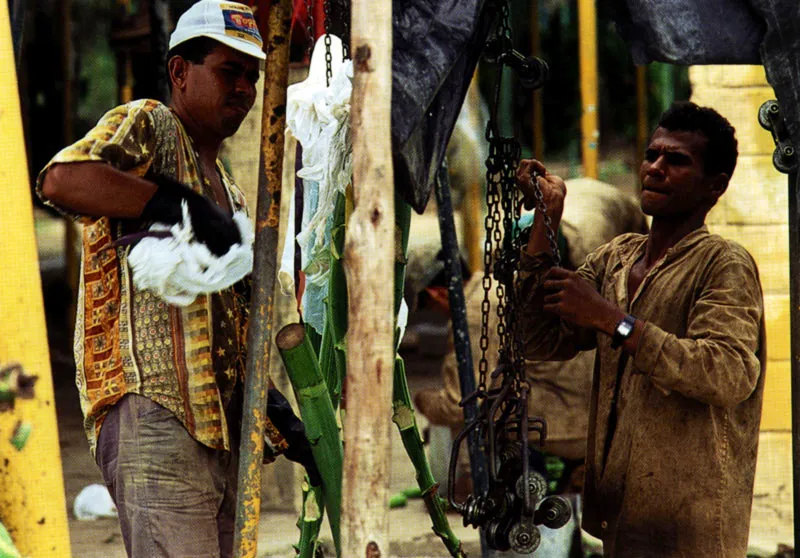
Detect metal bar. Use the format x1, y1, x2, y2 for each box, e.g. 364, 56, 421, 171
790, 169, 800, 553
434, 162, 489, 496
233, 1, 293, 555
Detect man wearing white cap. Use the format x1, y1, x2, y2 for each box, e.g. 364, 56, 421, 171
36, 2, 318, 556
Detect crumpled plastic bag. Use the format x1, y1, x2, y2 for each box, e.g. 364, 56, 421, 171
285, 35, 353, 334
127, 201, 254, 306
73, 484, 118, 521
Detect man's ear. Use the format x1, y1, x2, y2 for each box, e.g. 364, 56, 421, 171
707, 172, 729, 203
168, 56, 188, 91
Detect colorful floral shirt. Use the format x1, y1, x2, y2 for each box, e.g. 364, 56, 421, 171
37, 99, 286, 457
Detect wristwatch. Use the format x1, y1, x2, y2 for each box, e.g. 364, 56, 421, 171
610, 314, 636, 349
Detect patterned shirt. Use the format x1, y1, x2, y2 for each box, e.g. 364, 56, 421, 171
37, 99, 286, 456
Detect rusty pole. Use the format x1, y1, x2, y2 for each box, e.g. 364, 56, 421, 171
233, 0, 293, 556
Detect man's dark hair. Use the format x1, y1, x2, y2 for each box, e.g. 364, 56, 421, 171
657, 101, 738, 178
166, 37, 220, 90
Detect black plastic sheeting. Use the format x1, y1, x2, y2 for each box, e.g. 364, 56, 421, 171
611, 0, 800, 153
392, 0, 494, 213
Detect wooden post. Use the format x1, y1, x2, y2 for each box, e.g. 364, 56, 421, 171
232, 0, 293, 556
578, 0, 598, 178
341, 0, 395, 554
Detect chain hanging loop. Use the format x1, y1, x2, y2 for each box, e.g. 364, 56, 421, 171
303, 0, 315, 60
323, 0, 333, 86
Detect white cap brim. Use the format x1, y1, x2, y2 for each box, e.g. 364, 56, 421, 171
170, 32, 266, 61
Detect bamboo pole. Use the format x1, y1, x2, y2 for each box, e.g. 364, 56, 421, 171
277, 324, 343, 553
578, 0, 598, 178
233, 0, 293, 555
0, 0, 71, 553
341, 0, 395, 553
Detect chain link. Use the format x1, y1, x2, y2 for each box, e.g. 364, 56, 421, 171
530, 173, 562, 267
476, 0, 537, 393
323, 0, 333, 86
303, 0, 315, 60
340, 0, 350, 59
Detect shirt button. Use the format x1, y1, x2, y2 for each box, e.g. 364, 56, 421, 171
601, 521, 608, 530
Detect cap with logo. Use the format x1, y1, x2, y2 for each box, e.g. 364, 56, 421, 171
169, 0, 266, 61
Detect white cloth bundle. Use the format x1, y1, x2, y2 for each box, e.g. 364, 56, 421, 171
128, 201, 254, 306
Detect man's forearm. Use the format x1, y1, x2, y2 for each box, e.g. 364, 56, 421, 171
40, 162, 157, 219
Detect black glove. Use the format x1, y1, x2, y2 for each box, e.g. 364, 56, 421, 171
267, 387, 322, 487
141, 175, 242, 257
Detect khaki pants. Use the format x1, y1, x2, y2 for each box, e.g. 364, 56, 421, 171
95, 394, 239, 558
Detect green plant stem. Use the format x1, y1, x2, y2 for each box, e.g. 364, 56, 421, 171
277, 324, 342, 557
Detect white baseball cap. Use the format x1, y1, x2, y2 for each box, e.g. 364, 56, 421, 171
169, 0, 266, 61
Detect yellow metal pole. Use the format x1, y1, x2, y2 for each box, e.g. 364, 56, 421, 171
635, 64, 648, 172
578, 0, 598, 178
0, 0, 72, 555
462, 74, 483, 276
530, 0, 544, 161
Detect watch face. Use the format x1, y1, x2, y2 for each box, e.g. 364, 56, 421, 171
618, 321, 634, 337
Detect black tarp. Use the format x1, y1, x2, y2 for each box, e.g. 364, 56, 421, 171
612, 0, 800, 151
392, 0, 493, 213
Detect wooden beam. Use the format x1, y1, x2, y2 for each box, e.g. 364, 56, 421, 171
341, 0, 395, 554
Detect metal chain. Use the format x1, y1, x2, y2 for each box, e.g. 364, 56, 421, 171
303, 0, 315, 59
530, 173, 562, 267
339, 0, 350, 59
323, 0, 333, 86
479, 139, 500, 394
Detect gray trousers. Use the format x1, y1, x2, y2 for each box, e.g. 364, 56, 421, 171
95, 394, 239, 558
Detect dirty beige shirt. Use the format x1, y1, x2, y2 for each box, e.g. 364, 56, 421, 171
518, 226, 766, 557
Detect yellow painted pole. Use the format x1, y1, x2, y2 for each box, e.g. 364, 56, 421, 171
0, 0, 72, 555
530, 0, 544, 161
462, 74, 483, 276
578, 0, 598, 178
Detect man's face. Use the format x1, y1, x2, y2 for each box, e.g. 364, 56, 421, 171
639, 127, 724, 218
180, 43, 260, 138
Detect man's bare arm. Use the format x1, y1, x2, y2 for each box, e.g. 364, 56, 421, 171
40, 162, 158, 219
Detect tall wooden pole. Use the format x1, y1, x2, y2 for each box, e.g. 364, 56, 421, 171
233, 0, 292, 556
0, 0, 71, 553
341, 0, 395, 554
578, 0, 598, 178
